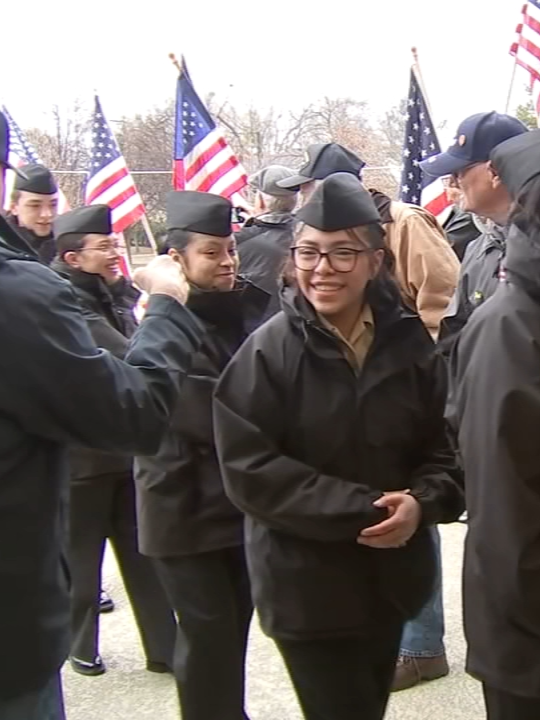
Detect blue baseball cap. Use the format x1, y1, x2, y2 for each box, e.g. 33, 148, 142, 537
420, 111, 528, 178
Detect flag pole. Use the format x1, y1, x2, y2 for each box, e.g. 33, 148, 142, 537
505, 57, 518, 113
140, 214, 157, 253
411, 47, 435, 121
169, 53, 182, 76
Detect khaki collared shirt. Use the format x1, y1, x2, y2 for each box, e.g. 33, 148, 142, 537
319, 304, 375, 369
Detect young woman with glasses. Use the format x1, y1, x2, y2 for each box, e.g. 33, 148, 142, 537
213, 173, 464, 720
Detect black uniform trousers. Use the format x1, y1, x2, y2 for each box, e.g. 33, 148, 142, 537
276, 611, 403, 720
483, 684, 540, 720
69, 471, 176, 664
153, 545, 253, 720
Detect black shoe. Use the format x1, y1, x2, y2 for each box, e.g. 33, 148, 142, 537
146, 661, 173, 674
99, 590, 115, 614
70, 655, 107, 676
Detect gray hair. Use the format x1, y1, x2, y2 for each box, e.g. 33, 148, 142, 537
259, 191, 297, 214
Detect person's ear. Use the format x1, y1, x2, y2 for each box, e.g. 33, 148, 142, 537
369, 249, 385, 279
254, 192, 266, 213
63, 251, 81, 269
487, 161, 503, 190
168, 247, 187, 272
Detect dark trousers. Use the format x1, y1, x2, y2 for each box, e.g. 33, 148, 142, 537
0, 673, 65, 720
483, 684, 540, 720
69, 471, 176, 664
276, 614, 403, 720
153, 546, 254, 720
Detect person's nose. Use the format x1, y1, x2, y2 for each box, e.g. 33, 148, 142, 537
314, 254, 334, 275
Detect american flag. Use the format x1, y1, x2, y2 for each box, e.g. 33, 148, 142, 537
173, 65, 247, 199
1, 104, 69, 213
399, 68, 451, 221
86, 95, 145, 233
510, 0, 540, 124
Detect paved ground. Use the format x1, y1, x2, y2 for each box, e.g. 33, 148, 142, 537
64, 523, 485, 719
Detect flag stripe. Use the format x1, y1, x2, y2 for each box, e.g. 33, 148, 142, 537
185, 135, 226, 182
211, 165, 248, 199
174, 66, 247, 200
112, 203, 145, 234
86, 96, 145, 243
195, 155, 241, 194
86, 166, 129, 203
88, 174, 137, 208
511, 0, 540, 124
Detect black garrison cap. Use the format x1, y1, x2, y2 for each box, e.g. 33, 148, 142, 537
54, 205, 112, 240
166, 191, 233, 237
14, 163, 58, 194
490, 129, 540, 200
277, 143, 366, 190
295, 173, 381, 232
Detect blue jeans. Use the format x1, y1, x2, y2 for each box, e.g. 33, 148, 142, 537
400, 526, 445, 658
0, 673, 66, 720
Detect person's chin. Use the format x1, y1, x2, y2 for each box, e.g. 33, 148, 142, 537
34, 225, 52, 237
214, 275, 236, 291
307, 286, 344, 308
103, 267, 120, 283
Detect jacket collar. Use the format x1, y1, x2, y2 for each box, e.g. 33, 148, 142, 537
186, 276, 269, 334
50, 257, 115, 305
6, 214, 54, 252
280, 283, 432, 392
0, 215, 39, 258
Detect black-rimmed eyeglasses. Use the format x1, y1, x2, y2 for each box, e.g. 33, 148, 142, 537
290, 246, 372, 273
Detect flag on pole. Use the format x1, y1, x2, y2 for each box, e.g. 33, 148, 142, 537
173, 63, 247, 199
510, 0, 540, 124
86, 95, 145, 234
1, 104, 70, 213
399, 68, 451, 221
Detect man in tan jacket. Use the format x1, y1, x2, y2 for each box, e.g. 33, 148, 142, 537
277, 143, 459, 339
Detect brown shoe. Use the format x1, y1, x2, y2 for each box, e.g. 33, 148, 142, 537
391, 653, 449, 692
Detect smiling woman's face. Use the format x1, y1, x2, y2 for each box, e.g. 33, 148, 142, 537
293, 225, 383, 322
170, 232, 238, 291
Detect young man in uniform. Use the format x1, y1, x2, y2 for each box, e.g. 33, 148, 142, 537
6, 163, 59, 264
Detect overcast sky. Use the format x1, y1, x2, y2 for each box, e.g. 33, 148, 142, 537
0, 0, 531, 151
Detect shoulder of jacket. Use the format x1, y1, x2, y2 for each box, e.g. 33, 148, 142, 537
390, 201, 442, 227
245, 311, 302, 373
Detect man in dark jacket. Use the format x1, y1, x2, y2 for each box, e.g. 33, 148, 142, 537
51, 205, 177, 677
451, 129, 540, 720
6, 163, 59, 264
0, 111, 203, 719
420, 111, 528, 349
236, 165, 298, 319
